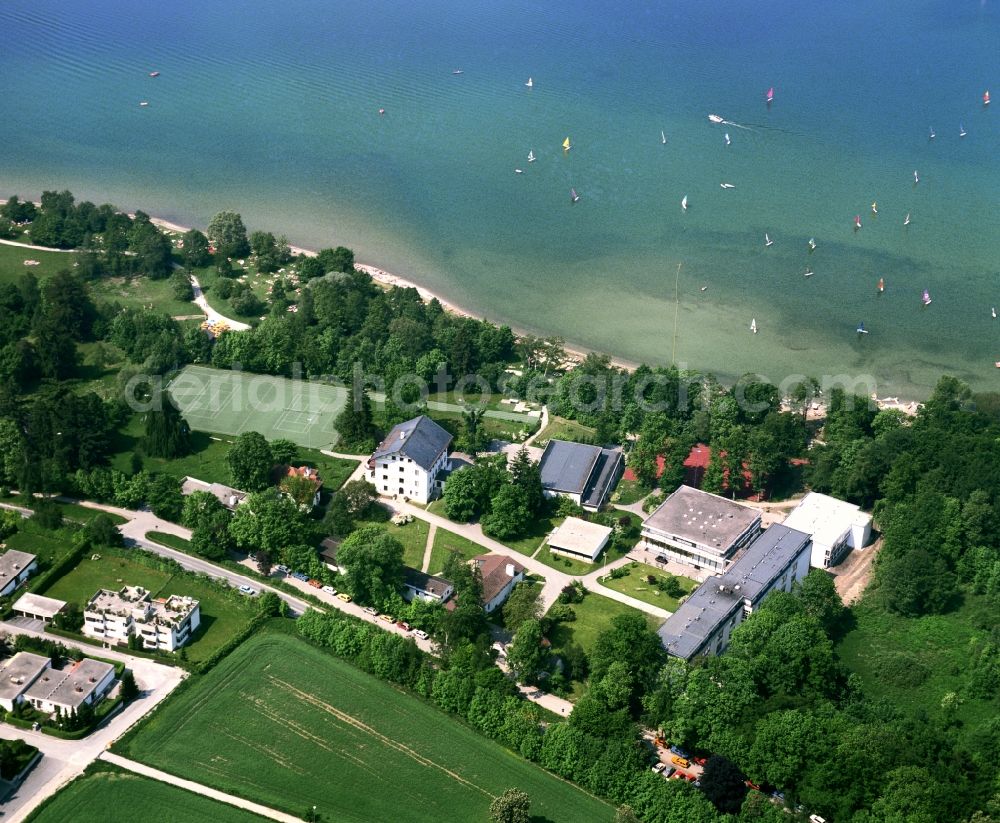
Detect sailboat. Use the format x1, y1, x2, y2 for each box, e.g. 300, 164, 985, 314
139, 101, 149, 107
764, 233, 773, 247
854, 215, 862, 230
528, 150, 535, 163
808, 238, 817, 251
929, 126, 936, 139
992, 307, 997, 319
525, 77, 533, 88
871, 201, 878, 215
766, 87, 775, 104
661, 130, 667, 144
922, 289, 932, 306
856, 322, 869, 335
877, 277, 885, 293
570, 188, 580, 203
750, 318, 758, 334
148, 71, 160, 77
681, 195, 688, 212
903, 213, 911, 226
960, 123, 967, 137
804, 267, 814, 277
720, 182, 735, 189
452, 69, 464, 75
985, 90, 991, 106
514, 168, 524, 174
562, 137, 571, 151
724, 133, 731, 146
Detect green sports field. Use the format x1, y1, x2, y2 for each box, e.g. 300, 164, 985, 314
118, 628, 611, 823
26, 763, 265, 823
168, 365, 347, 450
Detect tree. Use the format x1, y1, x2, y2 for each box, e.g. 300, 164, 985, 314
509, 446, 544, 516
506, 619, 548, 683
142, 393, 191, 458
335, 383, 375, 452
181, 229, 211, 267
481, 484, 531, 540
119, 669, 139, 703
442, 468, 481, 521
227, 431, 274, 491
146, 474, 184, 522
793, 570, 845, 635
270, 438, 299, 466
590, 612, 665, 703
699, 754, 748, 814
257, 591, 286, 617
614, 806, 642, 823
182, 491, 235, 560
255, 550, 273, 576
876, 548, 957, 617
82, 513, 123, 548
489, 788, 531, 823
229, 489, 307, 555
501, 581, 542, 633
206, 210, 250, 259
459, 406, 487, 453
336, 525, 405, 607
341, 479, 376, 516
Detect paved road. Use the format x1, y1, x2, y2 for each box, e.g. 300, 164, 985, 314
0, 624, 186, 823
190, 275, 251, 331
0, 238, 77, 253
100, 752, 300, 823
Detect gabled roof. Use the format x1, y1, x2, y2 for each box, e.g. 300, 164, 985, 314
402, 566, 453, 600
371, 415, 452, 472
473, 554, 526, 604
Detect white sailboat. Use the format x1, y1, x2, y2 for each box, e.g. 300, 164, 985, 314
765, 233, 773, 247
724, 132, 731, 146
804, 267, 814, 277
527, 150, 535, 163
960, 123, 967, 137
903, 213, 911, 226
808, 238, 817, 251
514, 168, 523, 174
750, 318, 758, 334
913, 170, 919, 184
720, 182, 735, 189
525, 77, 533, 88
993, 307, 997, 319
661, 130, 667, 144
681, 195, 688, 212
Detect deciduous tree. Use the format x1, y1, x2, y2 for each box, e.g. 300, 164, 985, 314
226, 431, 274, 491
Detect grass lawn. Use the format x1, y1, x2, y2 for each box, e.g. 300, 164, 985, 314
532, 416, 596, 448
356, 516, 429, 568
117, 628, 611, 823
836, 592, 1000, 735
89, 273, 200, 318
598, 562, 699, 612
428, 409, 538, 445
547, 591, 665, 658
533, 544, 598, 576
40, 548, 257, 665
3, 520, 78, 568
613, 477, 654, 506
26, 762, 266, 823
427, 528, 483, 574
0, 242, 75, 286
500, 512, 562, 557
145, 531, 191, 552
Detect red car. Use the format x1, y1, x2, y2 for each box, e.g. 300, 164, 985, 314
693, 756, 707, 766
395, 621, 411, 631
307, 579, 322, 588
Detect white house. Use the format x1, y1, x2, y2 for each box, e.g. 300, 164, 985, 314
640, 485, 762, 573
367, 415, 452, 505
0, 652, 50, 712
782, 492, 873, 568
23, 657, 116, 717
83, 586, 201, 652
473, 554, 526, 613
547, 517, 613, 562
658, 524, 813, 661
0, 550, 37, 597
402, 567, 454, 604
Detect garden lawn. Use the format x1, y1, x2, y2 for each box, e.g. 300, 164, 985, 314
39, 548, 257, 665
427, 528, 483, 574
500, 512, 562, 558
532, 416, 596, 448
613, 477, 654, 506
356, 516, 429, 568
145, 531, 192, 552
547, 591, 665, 658
89, 273, 200, 318
533, 544, 597, 576
0, 242, 74, 286
26, 762, 265, 823
599, 562, 699, 612
4, 521, 80, 568
117, 629, 611, 823
836, 593, 1000, 736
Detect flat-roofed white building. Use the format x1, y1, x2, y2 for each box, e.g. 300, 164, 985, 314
547, 517, 613, 562
0, 550, 37, 597
782, 492, 873, 568
24, 657, 115, 717
84, 586, 201, 652
640, 485, 762, 572
0, 652, 50, 711
12, 592, 66, 624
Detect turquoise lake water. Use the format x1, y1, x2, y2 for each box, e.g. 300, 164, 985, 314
2, 0, 999, 398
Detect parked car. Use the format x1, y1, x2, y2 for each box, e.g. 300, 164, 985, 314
275, 565, 290, 574
337, 592, 352, 602
307, 579, 322, 588
664, 767, 676, 778
670, 756, 690, 769
651, 763, 667, 774
395, 621, 411, 631
413, 629, 429, 640
363, 606, 378, 616
379, 614, 394, 623
238, 584, 257, 596
809, 817, 827, 823
322, 586, 336, 595
669, 745, 691, 758
291, 571, 309, 582
692, 756, 707, 766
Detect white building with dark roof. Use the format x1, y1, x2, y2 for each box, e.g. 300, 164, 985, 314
367, 415, 452, 504
657, 524, 812, 661
402, 567, 454, 604
538, 440, 623, 511
782, 492, 873, 568
0, 550, 37, 597
473, 554, 526, 613
640, 485, 762, 572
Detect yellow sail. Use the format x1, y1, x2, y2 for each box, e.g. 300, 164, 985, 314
562, 137, 571, 150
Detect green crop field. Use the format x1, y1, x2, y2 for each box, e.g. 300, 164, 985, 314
118, 629, 611, 822
26, 763, 265, 823
168, 365, 348, 451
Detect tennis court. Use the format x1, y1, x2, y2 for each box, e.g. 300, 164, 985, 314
168, 365, 347, 450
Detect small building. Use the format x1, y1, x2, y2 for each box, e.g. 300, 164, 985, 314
0, 550, 37, 597
23, 657, 116, 718
0, 652, 50, 712
367, 415, 452, 505
181, 477, 246, 510
782, 492, 873, 568
474, 554, 526, 613
83, 585, 200, 652
538, 440, 624, 511
658, 524, 812, 661
319, 537, 342, 573
12, 592, 66, 624
640, 485, 762, 573
547, 517, 613, 562
402, 567, 454, 604
278, 465, 322, 509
